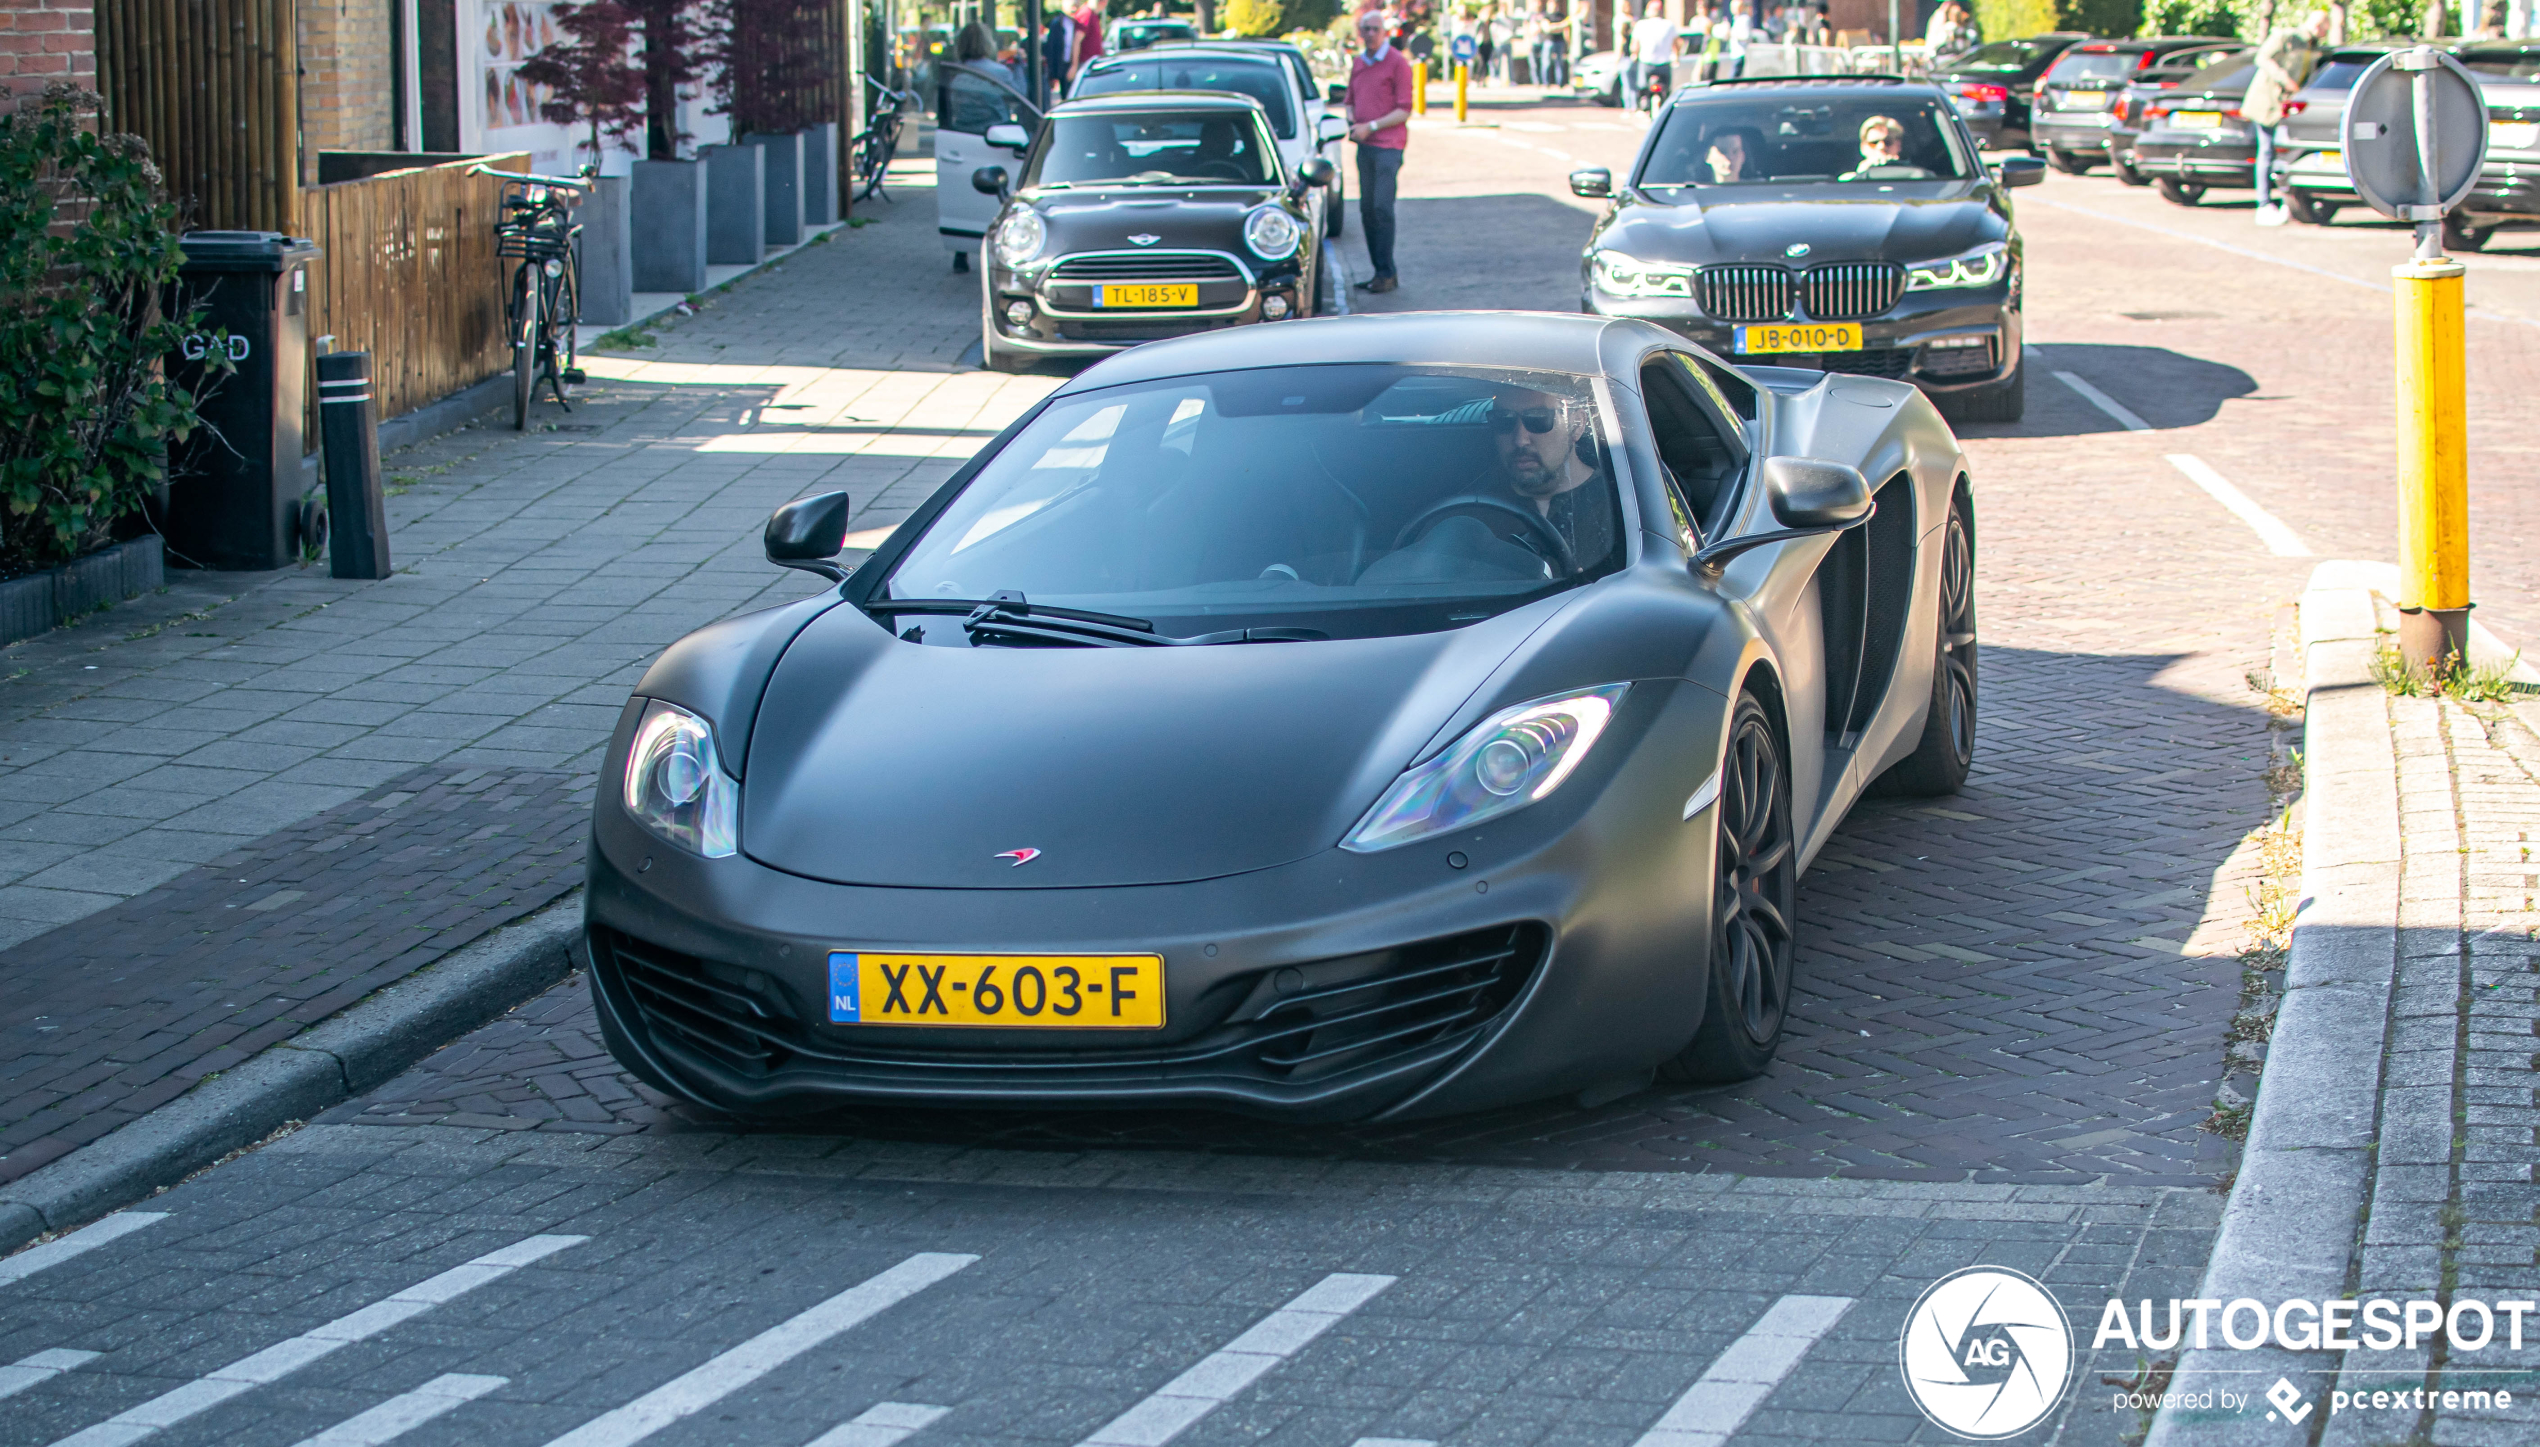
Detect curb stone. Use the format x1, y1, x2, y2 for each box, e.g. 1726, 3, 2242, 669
0, 892, 584, 1257
2146, 560, 2404, 1445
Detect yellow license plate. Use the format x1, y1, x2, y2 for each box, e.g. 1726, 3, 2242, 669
2173, 110, 2225, 129
828, 952, 1165, 1028
1098, 283, 1198, 308
2059, 92, 2110, 111
2493, 121, 2540, 150
1737, 322, 1864, 355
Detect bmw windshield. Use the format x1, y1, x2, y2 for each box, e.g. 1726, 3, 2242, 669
881, 365, 1627, 643
1639, 96, 1976, 189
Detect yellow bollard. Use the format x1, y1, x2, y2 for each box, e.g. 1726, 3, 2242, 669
1413, 60, 1427, 115
1455, 63, 1468, 122
2392, 256, 2471, 670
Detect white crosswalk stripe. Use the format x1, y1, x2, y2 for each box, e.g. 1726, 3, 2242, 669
801, 1401, 952, 1447
1631, 1294, 1856, 1447
44, 1234, 586, 1447
1075, 1272, 1397, 1447
539, 1252, 977, 1447
285, 1373, 508, 1447
0, 1214, 166, 1289
0, 1350, 100, 1402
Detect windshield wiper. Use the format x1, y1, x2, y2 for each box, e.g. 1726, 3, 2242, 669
866, 593, 1325, 648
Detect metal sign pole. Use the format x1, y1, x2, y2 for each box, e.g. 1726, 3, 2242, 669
1025, 0, 1044, 103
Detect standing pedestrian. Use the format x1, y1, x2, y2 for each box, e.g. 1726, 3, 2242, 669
1347, 8, 1415, 293
1477, 9, 1498, 86
1040, 10, 1074, 104
1068, 0, 1105, 85
1629, 0, 1677, 109
1725, 1, 1753, 78
2247, 8, 2329, 226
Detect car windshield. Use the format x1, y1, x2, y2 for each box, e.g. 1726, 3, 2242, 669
2047, 50, 2141, 82
1949, 38, 2068, 75
1029, 111, 1279, 186
2303, 57, 2376, 92
883, 365, 1628, 642
1640, 95, 1974, 187
2461, 45, 2540, 79
1116, 21, 1196, 47
1075, 57, 1298, 138
2176, 57, 2256, 94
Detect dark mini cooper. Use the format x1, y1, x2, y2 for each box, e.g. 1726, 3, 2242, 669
1572, 77, 2042, 423
973, 91, 1332, 372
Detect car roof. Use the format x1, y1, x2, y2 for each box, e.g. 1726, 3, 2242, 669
1086, 45, 1286, 70
2067, 36, 2234, 52
1050, 89, 1271, 117
1674, 75, 1947, 103
1052, 313, 1662, 394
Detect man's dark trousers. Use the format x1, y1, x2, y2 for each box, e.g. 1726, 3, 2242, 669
1358, 144, 1403, 281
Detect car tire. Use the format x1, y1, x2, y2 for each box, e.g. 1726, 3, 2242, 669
2045, 147, 2095, 174
1872, 496, 1978, 799
2284, 190, 2336, 225
1940, 358, 2024, 425
2444, 213, 2491, 252
1661, 691, 1797, 1085
2113, 156, 2149, 186
2155, 177, 2204, 206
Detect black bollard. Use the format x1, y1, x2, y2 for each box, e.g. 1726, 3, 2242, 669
315, 351, 392, 580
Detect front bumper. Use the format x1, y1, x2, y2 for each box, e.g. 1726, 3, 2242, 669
1586, 286, 2021, 395
2464, 159, 2540, 221
2032, 113, 2119, 153
989, 249, 1305, 358
2132, 132, 2258, 185
588, 681, 1728, 1122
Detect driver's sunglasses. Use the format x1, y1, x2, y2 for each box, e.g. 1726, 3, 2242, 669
1490, 407, 1561, 435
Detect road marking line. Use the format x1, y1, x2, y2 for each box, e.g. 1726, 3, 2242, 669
285, 1373, 508, 1447
804, 1401, 952, 1447
1, 1350, 100, 1402
2051, 370, 2151, 432
0, 1213, 167, 1288
2165, 454, 2313, 557
1076, 1272, 1397, 1447
1630, 1294, 1855, 1447
45, 1234, 585, 1447
1323, 238, 1351, 316
541, 1252, 976, 1447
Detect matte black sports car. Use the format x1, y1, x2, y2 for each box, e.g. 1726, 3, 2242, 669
974, 91, 1332, 372
584, 313, 1981, 1123
1572, 77, 2041, 424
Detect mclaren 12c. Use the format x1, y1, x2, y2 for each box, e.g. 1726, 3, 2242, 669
585, 312, 1979, 1122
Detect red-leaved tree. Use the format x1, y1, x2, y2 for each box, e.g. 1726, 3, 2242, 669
517, 1, 649, 167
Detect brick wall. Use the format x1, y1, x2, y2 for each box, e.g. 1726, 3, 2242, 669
0, 0, 97, 108
298, 0, 397, 178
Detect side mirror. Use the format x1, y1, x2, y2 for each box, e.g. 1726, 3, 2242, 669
1569, 167, 1613, 199
972, 165, 1010, 197
1692, 459, 1873, 568
1326, 82, 1348, 104
1993, 155, 2046, 188
765, 490, 853, 582
1295, 156, 1336, 189
1316, 114, 1348, 145
984, 122, 1031, 151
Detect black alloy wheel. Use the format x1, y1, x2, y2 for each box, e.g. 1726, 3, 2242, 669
2114, 156, 2150, 186
1665, 693, 1798, 1084
2045, 148, 2095, 173
2155, 177, 2204, 206
1875, 495, 1979, 797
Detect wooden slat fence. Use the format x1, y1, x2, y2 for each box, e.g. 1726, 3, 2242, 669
95, 0, 299, 233
298, 152, 529, 433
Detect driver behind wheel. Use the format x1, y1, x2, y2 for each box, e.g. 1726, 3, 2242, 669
1489, 388, 1615, 569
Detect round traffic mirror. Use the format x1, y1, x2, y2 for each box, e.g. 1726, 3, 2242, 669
2342, 46, 2490, 221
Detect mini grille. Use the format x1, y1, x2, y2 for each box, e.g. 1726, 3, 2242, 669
1695, 265, 1794, 323
1800, 262, 1905, 321
1048, 252, 1246, 282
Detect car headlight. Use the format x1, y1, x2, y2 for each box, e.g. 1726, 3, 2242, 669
992, 209, 1047, 269
1906, 241, 2009, 291
1590, 249, 1692, 298
1342, 685, 1630, 853
622, 699, 738, 858
1243, 205, 1301, 260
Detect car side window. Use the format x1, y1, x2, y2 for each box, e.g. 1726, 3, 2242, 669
945, 66, 1034, 135
1638, 356, 1746, 540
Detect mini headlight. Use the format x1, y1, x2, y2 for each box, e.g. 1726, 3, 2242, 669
1906, 241, 2010, 291
1591, 249, 1693, 299
1342, 685, 1630, 853
993, 209, 1047, 269
622, 699, 738, 858
1243, 205, 1302, 260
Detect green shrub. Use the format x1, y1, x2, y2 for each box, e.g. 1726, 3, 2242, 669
0, 84, 218, 578
1279, 0, 1339, 32
1223, 0, 1286, 35
1974, 0, 2141, 41
2138, 0, 2240, 35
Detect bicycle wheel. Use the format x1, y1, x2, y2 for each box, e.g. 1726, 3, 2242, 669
513, 267, 539, 430
555, 263, 583, 388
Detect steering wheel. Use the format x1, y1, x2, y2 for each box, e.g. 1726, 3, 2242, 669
1393, 495, 1575, 575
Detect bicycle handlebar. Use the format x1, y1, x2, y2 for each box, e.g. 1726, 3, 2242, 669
471, 165, 590, 192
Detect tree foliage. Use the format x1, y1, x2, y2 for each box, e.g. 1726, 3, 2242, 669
0, 84, 221, 578
1223, 0, 1288, 37
519, 1, 650, 167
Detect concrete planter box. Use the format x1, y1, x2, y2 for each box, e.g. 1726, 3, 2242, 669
630, 159, 709, 294
744, 131, 805, 247
575, 174, 635, 325
0, 535, 166, 648
799, 122, 839, 225
703, 144, 766, 264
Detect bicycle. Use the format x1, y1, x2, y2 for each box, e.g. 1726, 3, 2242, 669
851, 76, 916, 203
480, 167, 587, 430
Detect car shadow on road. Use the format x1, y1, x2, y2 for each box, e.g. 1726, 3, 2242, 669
1962, 343, 2259, 439
1340, 193, 1600, 312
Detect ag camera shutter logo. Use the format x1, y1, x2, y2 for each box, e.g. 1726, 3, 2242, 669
1900, 1265, 2074, 1438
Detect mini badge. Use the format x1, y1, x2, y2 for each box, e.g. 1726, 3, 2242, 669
1128, 233, 1162, 246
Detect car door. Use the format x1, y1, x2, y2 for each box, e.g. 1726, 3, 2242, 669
936, 64, 1040, 254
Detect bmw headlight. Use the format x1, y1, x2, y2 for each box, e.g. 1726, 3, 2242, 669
1342, 685, 1630, 853
1906, 241, 2009, 292
1591, 250, 1692, 299
1243, 205, 1302, 261
622, 700, 738, 858
992, 208, 1047, 269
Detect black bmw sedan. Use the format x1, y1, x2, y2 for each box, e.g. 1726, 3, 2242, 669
974, 91, 1332, 372
1573, 77, 2042, 423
